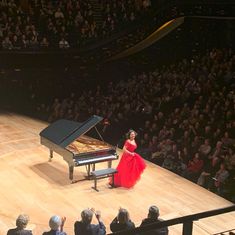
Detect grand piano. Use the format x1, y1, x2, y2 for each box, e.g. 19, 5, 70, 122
39, 115, 118, 182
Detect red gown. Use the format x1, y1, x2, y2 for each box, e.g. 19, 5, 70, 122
112, 140, 146, 188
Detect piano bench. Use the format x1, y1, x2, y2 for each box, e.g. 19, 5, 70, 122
91, 168, 117, 192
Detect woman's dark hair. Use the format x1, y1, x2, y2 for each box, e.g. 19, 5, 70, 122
126, 129, 137, 139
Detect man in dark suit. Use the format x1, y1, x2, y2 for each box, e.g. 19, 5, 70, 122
139, 205, 168, 235
7, 214, 33, 235
74, 208, 106, 235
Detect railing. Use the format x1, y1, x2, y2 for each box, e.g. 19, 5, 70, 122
214, 230, 235, 235
107, 205, 235, 235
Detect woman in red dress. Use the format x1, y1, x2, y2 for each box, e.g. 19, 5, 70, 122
111, 130, 146, 188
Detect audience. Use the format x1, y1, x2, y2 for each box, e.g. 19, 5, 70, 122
0, 0, 233, 52
74, 208, 106, 235
0, 0, 154, 50
42, 215, 67, 235
100, 0, 152, 36
7, 214, 33, 235
0, 0, 97, 49
110, 208, 135, 232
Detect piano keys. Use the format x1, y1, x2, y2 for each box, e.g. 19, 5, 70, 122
39, 115, 118, 182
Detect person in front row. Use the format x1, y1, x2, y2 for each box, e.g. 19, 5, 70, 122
7, 214, 33, 235
110, 129, 146, 188
110, 208, 135, 232
140, 205, 169, 235
74, 208, 106, 235
42, 215, 67, 235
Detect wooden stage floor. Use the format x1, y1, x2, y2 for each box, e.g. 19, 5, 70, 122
0, 111, 234, 235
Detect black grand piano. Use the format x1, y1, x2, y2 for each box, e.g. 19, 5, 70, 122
39, 115, 118, 182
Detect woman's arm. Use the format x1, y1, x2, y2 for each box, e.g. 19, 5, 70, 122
60, 216, 66, 232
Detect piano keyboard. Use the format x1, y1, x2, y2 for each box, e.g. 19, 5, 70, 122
74, 154, 117, 166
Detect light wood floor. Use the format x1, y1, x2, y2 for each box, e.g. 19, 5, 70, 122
0, 111, 234, 235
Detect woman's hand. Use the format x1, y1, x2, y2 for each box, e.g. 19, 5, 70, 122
91, 208, 101, 221
61, 216, 66, 226
60, 216, 66, 232
95, 210, 101, 221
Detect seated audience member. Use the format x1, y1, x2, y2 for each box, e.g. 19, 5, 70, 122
74, 208, 106, 235
42, 215, 66, 235
140, 205, 168, 235
224, 147, 235, 171
40, 37, 50, 49
221, 131, 234, 148
181, 153, 204, 182
7, 214, 32, 235
2, 36, 13, 50
209, 141, 223, 164
197, 153, 217, 188
197, 169, 212, 189
110, 208, 135, 232
59, 38, 70, 49
199, 139, 212, 157
208, 163, 229, 195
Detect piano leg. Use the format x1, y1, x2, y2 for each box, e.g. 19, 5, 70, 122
69, 166, 74, 182
90, 164, 96, 179
85, 164, 96, 179
92, 163, 95, 171
49, 149, 53, 162
108, 160, 112, 168
87, 164, 90, 177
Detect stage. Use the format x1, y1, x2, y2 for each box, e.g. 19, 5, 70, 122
0, 111, 234, 235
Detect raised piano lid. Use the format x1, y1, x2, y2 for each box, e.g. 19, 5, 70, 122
39, 115, 103, 148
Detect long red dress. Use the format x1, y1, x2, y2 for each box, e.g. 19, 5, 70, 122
112, 140, 146, 188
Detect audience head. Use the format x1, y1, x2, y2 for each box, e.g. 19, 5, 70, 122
216, 141, 223, 149
204, 139, 210, 145
117, 208, 130, 224
81, 209, 93, 225
49, 215, 62, 230
219, 162, 226, 170
16, 214, 30, 229
148, 205, 160, 219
